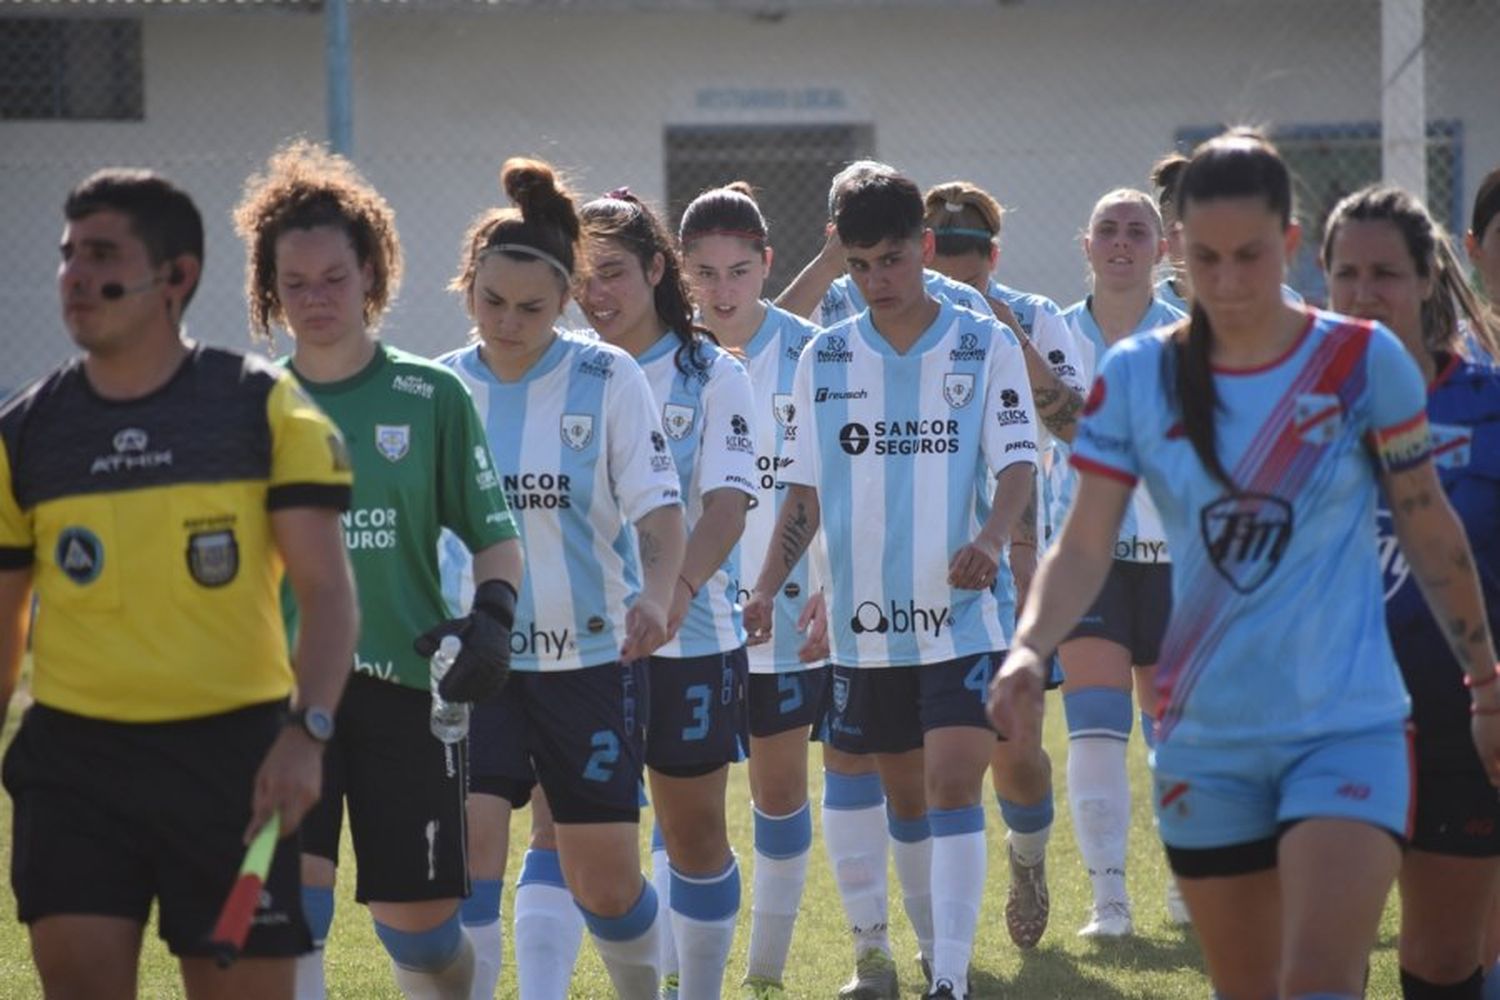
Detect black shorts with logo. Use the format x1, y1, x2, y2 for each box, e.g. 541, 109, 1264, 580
3, 700, 309, 958
826, 653, 998, 755
1065, 559, 1172, 666
1410, 730, 1500, 857
746, 665, 830, 739
469, 659, 648, 824
301, 674, 468, 902
646, 648, 749, 777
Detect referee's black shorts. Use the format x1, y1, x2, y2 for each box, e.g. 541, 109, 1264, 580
3, 700, 310, 958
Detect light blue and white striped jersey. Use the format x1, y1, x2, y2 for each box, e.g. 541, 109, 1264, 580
436, 332, 682, 672
1156, 276, 1304, 313
1049, 296, 1185, 563
817, 269, 995, 327
1072, 311, 1428, 745
738, 303, 828, 673
780, 300, 1039, 668
987, 279, 1088, 544
636, 332, 758, 659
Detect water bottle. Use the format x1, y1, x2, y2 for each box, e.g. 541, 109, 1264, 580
429, 634, 470, 744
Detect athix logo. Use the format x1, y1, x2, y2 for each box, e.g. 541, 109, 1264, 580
815, 387, 869, 403
816, 335, 855, 363
1200, 493, 1294, 594
948, 331, 985, 362
91, 427, 172, 475
849, 599, 949, 638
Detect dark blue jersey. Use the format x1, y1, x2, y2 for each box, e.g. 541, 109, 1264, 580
1379, 353, 1500, 746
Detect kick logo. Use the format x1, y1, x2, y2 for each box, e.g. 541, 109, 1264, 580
1200, 493, 1294, 594
1293, 393, 1343, 444
943, 373, 975, 408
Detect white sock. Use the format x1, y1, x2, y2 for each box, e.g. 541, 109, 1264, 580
461, 879, 503, 1000
888, 811, 933, 965
1064, 689, 1133, 909
581, 880, 661, 1000
930, 807, 986, 997
1007, 825, 1052, 867
389, 931, 475, 1000
746, 803, 811, 983
294, 951, 326, 1000
515, 881, 585, 1000
651, 829, 679, 981
670, 858, 740, 999
822, 772, 890, 960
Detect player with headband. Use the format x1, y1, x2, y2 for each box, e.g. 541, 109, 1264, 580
2, 168, 357, 999
679, 181, 828, 999
233, 141, 523, 1000
441, 157, 687, 1000
580, 187, 756, 1000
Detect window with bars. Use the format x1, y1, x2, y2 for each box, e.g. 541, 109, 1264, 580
1, 19, 144, 121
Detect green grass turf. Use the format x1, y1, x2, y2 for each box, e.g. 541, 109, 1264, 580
0, 678, 1403, 998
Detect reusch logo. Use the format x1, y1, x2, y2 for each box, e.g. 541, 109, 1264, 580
1200, 493, 1293, 594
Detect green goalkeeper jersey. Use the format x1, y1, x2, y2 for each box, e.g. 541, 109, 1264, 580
284, 343, 517, 690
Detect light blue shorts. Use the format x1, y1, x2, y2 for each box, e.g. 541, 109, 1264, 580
1151, 720, 1411, 851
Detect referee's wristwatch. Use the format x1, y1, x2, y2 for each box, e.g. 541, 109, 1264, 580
287, 705, 336, 744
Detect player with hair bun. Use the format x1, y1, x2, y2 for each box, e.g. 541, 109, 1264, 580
440, 157, 687, 1000
233, 140, 524, 1000
580, 187, 757, 1000
992, 128, 1500, 1000
1322, 183, 1500, 999
680, 181, 828, 998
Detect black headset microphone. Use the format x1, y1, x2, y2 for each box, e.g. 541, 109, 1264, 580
100, 265, 184, 301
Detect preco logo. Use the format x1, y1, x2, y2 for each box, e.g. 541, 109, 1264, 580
849, 599, 949, 638
838, 420, 960, 456
948, 331, 986, 362
816, 335, 854, 363
815, 387, 869, 403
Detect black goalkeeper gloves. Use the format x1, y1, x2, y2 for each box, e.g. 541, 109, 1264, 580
413, 579, 517, 702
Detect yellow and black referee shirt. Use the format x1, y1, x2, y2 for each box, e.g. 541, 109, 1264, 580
0, 345, 352, 722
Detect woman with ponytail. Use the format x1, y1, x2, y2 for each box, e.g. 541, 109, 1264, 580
989, 129, 1500, 1000
440, 158, 687, 1000
1323, 184, 1500, 999
580, 189, 757, 1000
679, 181, 828, 998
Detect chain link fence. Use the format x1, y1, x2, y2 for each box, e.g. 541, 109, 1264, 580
2, 0, 1496, 396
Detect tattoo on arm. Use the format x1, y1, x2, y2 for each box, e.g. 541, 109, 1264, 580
1013, 486, 1039, 546
640, 529, 661, 569
1397, 489, 1435, 515
779, 500, 813, 573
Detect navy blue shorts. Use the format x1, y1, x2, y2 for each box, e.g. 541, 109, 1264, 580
469, 660, 647, 825
826, 652, 998, 755
1410, 733, 1500, 857
302, 674, 469, 902
1065, 560, 1171, 666
646, 648, 748, 777
747, 666, 830, 739
3, 701, 309, 957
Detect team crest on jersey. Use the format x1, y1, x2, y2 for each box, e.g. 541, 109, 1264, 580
772, 394, 795, 427
561, 414, 595, 451
375, 424, 410, 462
1430, 423, 1472, 469
55, 527, 103, 585
662, 403, 696, 441
1200, 493, 1294, 594
943, 373, 975, 409
1293, 393, 1343, 444
187, 529, 239, 587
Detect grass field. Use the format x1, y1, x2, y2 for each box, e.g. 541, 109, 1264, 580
0, 683, 1405, 999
